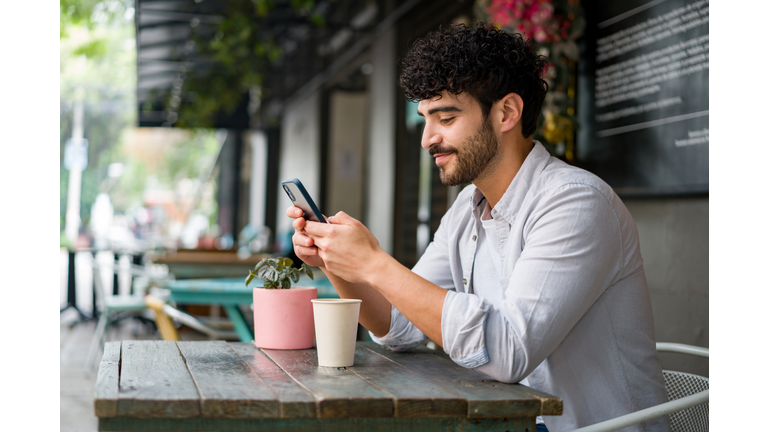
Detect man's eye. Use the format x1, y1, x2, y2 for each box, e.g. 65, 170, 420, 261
440, 117, 455, 124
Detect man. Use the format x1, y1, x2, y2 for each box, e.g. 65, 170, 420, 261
288, 24, 669, 431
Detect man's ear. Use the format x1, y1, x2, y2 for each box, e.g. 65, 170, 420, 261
496, 93, 524, 133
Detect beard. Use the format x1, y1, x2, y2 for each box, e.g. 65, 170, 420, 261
429, 116, 500, 186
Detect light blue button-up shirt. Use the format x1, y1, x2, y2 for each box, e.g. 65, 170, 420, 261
372, 142, 670, 431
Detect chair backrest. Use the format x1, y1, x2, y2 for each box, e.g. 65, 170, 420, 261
663, 369, 709, 432
656, 342, 708, 432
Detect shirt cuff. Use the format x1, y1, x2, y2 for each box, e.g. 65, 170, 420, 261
452, 346, 489, 368
442, 290, 491, 369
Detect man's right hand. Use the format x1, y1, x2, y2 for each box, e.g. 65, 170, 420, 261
286, 206, 326, 269
286, 206, 394, 338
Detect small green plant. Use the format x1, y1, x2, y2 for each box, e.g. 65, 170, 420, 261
245, 257, 314, 289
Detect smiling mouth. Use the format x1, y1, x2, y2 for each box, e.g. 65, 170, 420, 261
434, 153, 454, 165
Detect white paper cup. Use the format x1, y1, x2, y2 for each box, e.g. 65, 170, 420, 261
311, 299, 362, 367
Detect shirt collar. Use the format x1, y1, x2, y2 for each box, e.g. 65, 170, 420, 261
468, 141, 551, 221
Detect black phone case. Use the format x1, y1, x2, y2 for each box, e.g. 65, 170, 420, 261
281, 178, 327, 223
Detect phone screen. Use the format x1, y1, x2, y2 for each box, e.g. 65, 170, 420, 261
281, 179, 327, 223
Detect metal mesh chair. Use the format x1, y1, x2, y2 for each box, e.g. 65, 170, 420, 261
572, 342, 708, 432
663, 369, 709, 431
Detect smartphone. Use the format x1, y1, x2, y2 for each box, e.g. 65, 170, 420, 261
281, 178, 327, 223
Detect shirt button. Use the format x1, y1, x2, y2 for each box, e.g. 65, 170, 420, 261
463, 278, 467, 285
472, 235, 477, 241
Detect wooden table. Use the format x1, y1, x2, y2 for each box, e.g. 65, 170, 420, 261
94, 340, 562, 431
167, 276, 339, 342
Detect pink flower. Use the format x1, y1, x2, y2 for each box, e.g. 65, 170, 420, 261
511, 4, 524, 20
530, 2, 553, 24
486, 0, 570, 41
492, 11, 512, 26
532, 24, 549, 42
489, 0, 517, 27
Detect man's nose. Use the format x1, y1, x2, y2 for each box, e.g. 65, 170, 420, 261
421, 122, 442, 149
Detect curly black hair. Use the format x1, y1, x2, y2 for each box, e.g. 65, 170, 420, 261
399, 23, 549, 138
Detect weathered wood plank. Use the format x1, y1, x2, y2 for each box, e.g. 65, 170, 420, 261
94, 341, 121, 417
176, 341, 279, 418
360, 342, 541, 419
348, 345, 466, 417
99, 415, 536, 432
514, 383, 564, 416
420, 344, 562, 415
229, 342, 316, 418
117, 341, 200, 418
262, 348, 393, 418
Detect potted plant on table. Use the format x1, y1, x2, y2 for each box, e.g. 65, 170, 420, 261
246, 257, 317, 349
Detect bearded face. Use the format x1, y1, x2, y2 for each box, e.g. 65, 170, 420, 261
429, 116, 501, 186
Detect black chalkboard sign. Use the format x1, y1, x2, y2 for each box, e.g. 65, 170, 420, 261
577, 0, 709, 196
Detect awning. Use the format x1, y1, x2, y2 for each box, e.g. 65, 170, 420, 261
135, 0, 392, 129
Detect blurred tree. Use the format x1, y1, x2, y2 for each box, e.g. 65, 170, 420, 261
60, 0, 136, 230
61, 0, 223, 244
170, 0, 325, 128
60, 0, 133, 43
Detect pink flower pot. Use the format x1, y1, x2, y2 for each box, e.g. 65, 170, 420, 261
252, 286, 317, 349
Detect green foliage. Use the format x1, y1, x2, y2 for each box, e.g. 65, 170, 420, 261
60, 2, 136, 172
72, 38, 109, 58
246, 257, 314, 289
61, 231, 74, 251
254, 0, 276, 17
171, 0, 325, 128
61, 0, 133, 59
61, 0, 137, 229
61, 0, 102, 37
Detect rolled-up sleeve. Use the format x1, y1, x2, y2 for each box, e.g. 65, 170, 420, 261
442, 291, 491, 368
441, 183, 624, 383
371, 202, 459, 351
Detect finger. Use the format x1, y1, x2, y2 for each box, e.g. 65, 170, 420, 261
293, 232, 314, 247
304, 220, 333, 237
328, 211, 357, 226
292, 216, 306, 231
286, 206, 304, 219
316, 248, 327, 261
295, 245, 319, 256
312, 237, 332, 252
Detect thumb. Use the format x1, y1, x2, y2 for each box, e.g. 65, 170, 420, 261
327, 211, 356, 225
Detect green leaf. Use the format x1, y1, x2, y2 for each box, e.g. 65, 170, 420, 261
309, 12, 325, 28
256, 265, 267, 279
247, 255, 318, 289
245, 270, 256, 287
254, 259, 268, 273
302, 264, 314, 280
